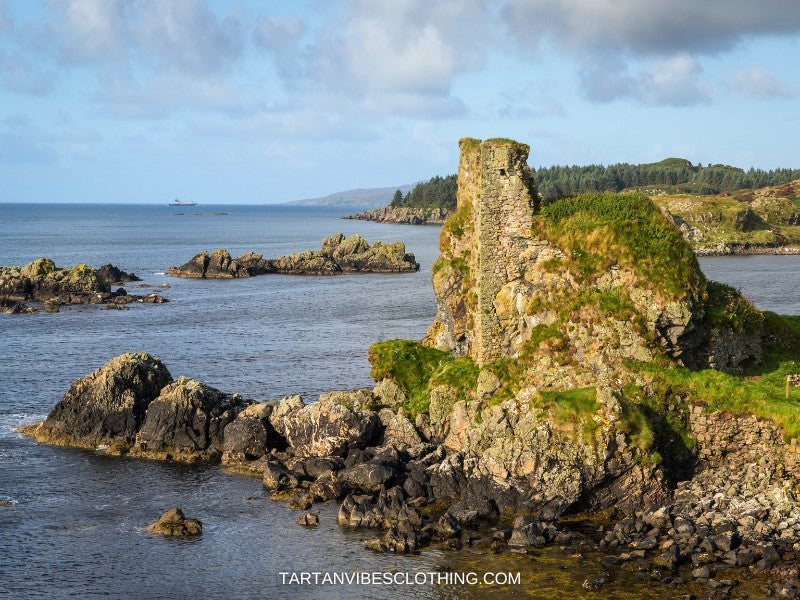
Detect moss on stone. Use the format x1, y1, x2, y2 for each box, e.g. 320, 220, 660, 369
368, 339, 478, 417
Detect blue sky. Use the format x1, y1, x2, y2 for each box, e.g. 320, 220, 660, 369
0, 0, 798, 204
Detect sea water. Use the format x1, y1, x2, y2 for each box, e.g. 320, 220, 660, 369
1, 203, 798, 599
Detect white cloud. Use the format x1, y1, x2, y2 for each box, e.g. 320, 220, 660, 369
501, 0, 800, 55
728, 66, 795, 99
579, 53, 711, 106
305, 0, 489, 116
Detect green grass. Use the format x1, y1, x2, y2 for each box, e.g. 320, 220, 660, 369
625, 313, 800, 441
368, 339, 478, 417
704, 280, 764, 334
539, 192, 702, 299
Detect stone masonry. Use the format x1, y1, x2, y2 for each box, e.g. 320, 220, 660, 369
459, 138, 539, 365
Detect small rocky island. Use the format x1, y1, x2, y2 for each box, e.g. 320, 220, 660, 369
166, 233, 419, 278
20, 138, 800, 597
343, 206, 451, 225
0, 258, 167, 314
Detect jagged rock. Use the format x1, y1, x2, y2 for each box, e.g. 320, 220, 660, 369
321, 233, 419, 273
344, 206, 451, 225
167, 234, 418, 279
507, 515, 547, 548
97, 264, 140, 283
222, 402, 284, 472
268, 395, 305, 438
297, 512, 319, 527
288, 494, 314, 510
379, 409, 425, 454
132, 376, 249, 461
1, 258, 166, 309
19, 353, 172, 452
373, 378, 406, 409
263, 458, 301, 490
166, 249, 272, 278
147, 508, 202, 537
281, 390, 380, 457
338, 461, 397, 493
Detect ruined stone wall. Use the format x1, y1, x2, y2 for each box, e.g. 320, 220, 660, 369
688, 404, 800, 477
455, 138, 539, 364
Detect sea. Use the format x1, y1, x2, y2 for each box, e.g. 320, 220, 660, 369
1, 203, 799, 600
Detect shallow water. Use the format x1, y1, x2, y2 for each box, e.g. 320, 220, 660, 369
0, 204, 796, 599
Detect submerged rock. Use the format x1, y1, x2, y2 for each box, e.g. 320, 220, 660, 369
147, 508, 202, 537
297, 512, 319, 527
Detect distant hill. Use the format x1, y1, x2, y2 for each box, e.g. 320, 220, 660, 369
284, 184, 415, 206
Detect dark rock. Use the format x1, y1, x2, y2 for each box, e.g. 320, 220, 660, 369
692, 566, 711, 579
338, 462, 397, 493
97, 264, 140, 283
263, 459, 301, 490
297, 512, 319, 527
653, 544, 681, 570
288, 494, 314, 510
300, 457, 345, 479
222, 402, 283, 468
434, 513, 462, 539
508, 516, 546, 549
20, 353, 172, 451
168, 234, 418, 279
308, 470, 346, 502
133, 376, 248, 461
582, 578, 605, 591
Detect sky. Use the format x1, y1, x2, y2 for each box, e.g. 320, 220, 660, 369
0, 0, 798, 204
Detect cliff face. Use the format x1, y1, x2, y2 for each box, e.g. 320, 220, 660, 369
425, 138, 750, 387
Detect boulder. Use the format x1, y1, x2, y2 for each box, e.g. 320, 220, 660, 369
147, 508, 202, 537
133, 376, 248, 461
281, 391, 380, 457
297, 512, 320, 527
222, 402, 284, 470
20, 353, 172, 452
97, 264, 140, 284
267, 250, 341, 275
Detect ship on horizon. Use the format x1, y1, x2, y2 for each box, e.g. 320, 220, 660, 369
169, 199, 197, 206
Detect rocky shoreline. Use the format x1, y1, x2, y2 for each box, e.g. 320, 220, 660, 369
0, 258, 168, 314
167, 233, 419, 278
694, 243, 800, 257
17, 351, 800, 597
17, 138, 800, 598
343, 206, 452, 225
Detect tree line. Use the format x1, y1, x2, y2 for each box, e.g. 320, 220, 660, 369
390, 159, 800, 210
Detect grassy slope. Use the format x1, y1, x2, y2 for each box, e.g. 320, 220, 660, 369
369, 191, 800, 465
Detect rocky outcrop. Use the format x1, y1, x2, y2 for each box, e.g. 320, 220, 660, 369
0, 258, 167, 312
97, 264, 140, 284
221, 402, 284, 474
19, 353, 248, 461
165, 249, 273, 278
343, 206, 451, 225
279, 390, 381, 457
166, 234, 419, 278
147, 508, 202, 537
132, 377, 249, 462
20, 353, 173, 452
